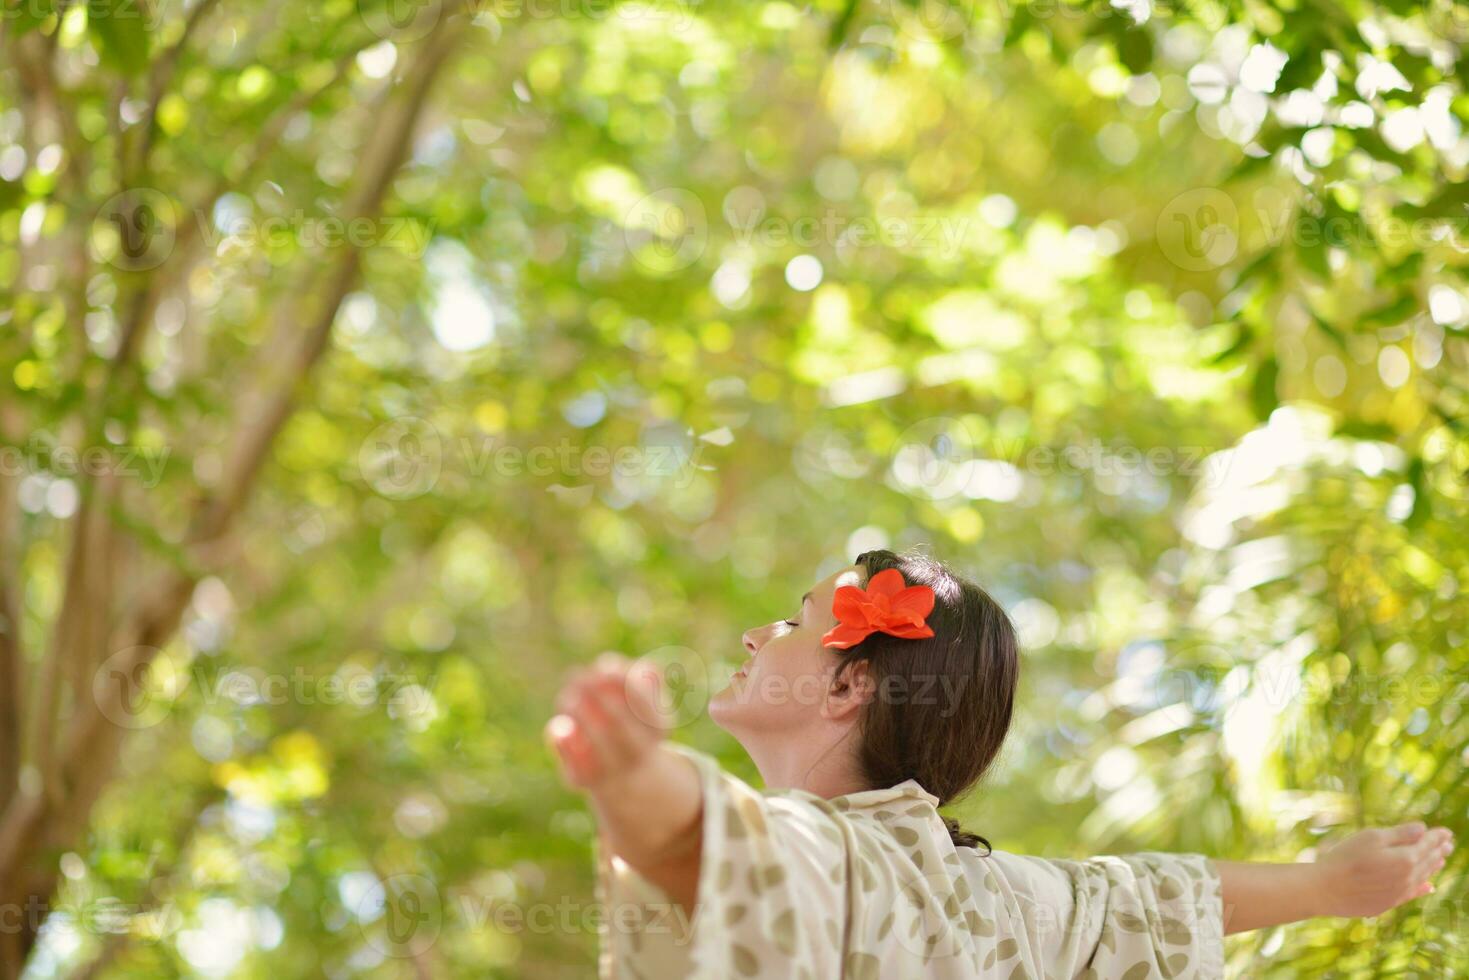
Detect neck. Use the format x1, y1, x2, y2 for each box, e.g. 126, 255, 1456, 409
741, 726, 869, 799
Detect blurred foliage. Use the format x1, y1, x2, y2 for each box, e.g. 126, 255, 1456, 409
1, 0, 1467, 976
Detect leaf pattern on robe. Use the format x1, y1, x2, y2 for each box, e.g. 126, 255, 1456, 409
596, 745, 1224, 979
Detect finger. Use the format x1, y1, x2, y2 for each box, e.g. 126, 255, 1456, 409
557, 682, 615, 771
1409, 837, 1451, 886
1399, 879, 1435, 908
1410, 848, 1444, 886
1405, 827, 1453, 863
572, 673, 616, 729
627, 660, 663, 701
1387, 821, 1427, 845
623, 661, 668, 731
584, 674, 646, 766
545, 713, 577, 761
614, 668, 667, 737
594, 650, 630, 673
545, 714, 599, 786
555, 667, 592, 715
562, 683, 623, 777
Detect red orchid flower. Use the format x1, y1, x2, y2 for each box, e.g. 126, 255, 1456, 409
821, 568, 936, 650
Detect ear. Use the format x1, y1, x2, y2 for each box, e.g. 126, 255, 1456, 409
822, 659, 876, 722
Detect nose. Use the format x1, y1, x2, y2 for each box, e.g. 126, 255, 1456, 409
742, 625, 769, 656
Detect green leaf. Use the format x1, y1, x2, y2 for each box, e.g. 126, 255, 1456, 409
7, 0, 59, 35
1336, 419, 1397, 441
1003, 6, 1034, 49
1384, 252, 1424, 285
1115, 28, 1153, 75
828, 0, 861, 48
1274, 50, 1322, 92
1359, 294, 1419, 329
1224, 148, 1276, 183
87, 0, 151, 76
0, 178, 23, 214
1251, 356, 1280, 421
1296, 231, 1331, 281
1404, 456, 1431, 530
1395, 182, 1469, 223
1306, 307, 1348, 352
1229, 247, 1278, 291
1208, 322, 1254, 365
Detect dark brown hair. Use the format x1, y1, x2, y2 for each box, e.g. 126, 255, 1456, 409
835, 549, 1020, 852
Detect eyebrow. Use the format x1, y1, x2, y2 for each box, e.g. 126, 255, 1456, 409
801, 592, 812, 606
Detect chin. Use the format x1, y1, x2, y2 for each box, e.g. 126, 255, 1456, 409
709, 679, 763, 736
707, 685, 738, 731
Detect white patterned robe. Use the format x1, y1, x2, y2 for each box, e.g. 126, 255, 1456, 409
597, 744, 1224, 979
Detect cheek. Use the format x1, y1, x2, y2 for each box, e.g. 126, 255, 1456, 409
717, 642, 832, 724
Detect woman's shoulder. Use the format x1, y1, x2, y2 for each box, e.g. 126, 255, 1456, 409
663, 743, 943, 851
663, 743, 850, 841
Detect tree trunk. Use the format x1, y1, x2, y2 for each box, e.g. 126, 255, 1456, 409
0, 13, 467, 975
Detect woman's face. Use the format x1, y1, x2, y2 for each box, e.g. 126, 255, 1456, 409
708, 564, 866, 738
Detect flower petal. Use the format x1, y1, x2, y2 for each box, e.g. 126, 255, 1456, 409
822, 623, 873, 649
883, 622, 935, 640
825, 571, 936, 649
831, 586, 871, 623
888, 585, 935, 621
865, 568, 908, 598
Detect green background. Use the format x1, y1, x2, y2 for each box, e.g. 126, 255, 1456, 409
1, 0, 1466, 975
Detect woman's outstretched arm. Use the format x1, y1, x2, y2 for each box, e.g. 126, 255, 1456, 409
1216, 822, 1454, 934
545, 657, 1459, 929
544, 654, 704, 910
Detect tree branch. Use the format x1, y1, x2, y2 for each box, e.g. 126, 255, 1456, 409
0, 18, 468, 970
201, 21, 463, 538
0, 404, 23, 817
111, 35, 378, 375
47, 23, 404, 807
132, 0, 226, 180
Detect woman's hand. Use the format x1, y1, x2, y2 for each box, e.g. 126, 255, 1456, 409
546, 652, 667, 793
1312, 822, 1455, 918
1218, 822, 1454, 933
545, 653, 705, 909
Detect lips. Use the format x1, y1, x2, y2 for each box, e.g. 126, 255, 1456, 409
733, 659, 752, 679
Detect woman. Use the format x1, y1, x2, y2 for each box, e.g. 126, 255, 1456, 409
546, 550, 1454, 978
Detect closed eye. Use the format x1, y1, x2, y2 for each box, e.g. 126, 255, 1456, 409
783, 593, 812, 629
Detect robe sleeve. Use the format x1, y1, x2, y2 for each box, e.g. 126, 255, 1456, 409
1093, 852, 1224, 979
983, 849, 1225, 979
596, 743, 852, 980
